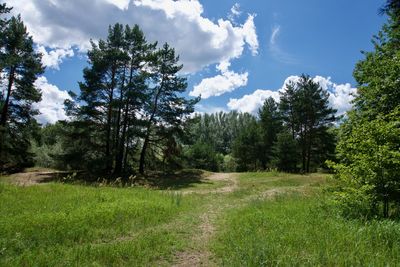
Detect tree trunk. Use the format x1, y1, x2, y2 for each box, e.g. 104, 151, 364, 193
105, 67, 116, 173
139, 128, 150, 174
115, 100, 130, 175
301, 127, 306, 172
306, 130, 312, 173
0, 67, 16, 127
113, 67, 126, 176
383, 197, 389, 218
138, 82, 163, 174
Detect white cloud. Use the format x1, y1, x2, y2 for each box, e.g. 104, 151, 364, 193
269, 25, 297, 64
312, 76, 357, 116
9, 0, 259, 73
231, 3, 241, 17
228, 3, 241, 25
228, 89, 280, 114
37, 46, 74, 70
190, 61, 248, 99
105, 0, 131, 10
194, 103, 227, 116
241, 14, 258, 56
228, 75, 356, 115
33, 76, 71, 124
270, 25, 280, 46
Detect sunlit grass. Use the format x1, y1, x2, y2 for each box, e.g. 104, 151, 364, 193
213, 179, 400, 266
0, 183, 205, 266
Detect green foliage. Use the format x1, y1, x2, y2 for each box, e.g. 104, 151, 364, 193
271, 130, 298, 172
232, 118, 263, 171
138, 43, 199, 174
353, 2, 400, 118
258, 97, 282, 168
61, 24, 197, 176
332, 1, 400, 219
31, 122, 65, 169
0, 8, 44, 171
221, 154, 238, 172
332, 110, 400, 218
187, 111, 255, 155
279, 75, 337, 172
183, 141, 222, 172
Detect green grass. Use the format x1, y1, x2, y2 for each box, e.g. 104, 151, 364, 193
0, 182, 205, 266
213, 190, 400, 266
1, 171, 400, 266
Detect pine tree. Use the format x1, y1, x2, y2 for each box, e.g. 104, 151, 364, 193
138, 43, 199, 174
279, 75, 336, 172
0, 13, 44, 170
272, 130, 298, 172
258, 97, 282, 169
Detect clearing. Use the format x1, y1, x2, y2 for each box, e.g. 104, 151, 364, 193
1, 170, 399, 266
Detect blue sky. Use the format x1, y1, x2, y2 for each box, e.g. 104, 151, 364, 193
9, 0, 386, 123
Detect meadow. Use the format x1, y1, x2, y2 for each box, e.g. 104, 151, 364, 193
1, 171, 399, 266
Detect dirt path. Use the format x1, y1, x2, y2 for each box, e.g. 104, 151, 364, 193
180, 172, 238, 195
171, 173, 313, 267
5, 170, 67, 186
172, 173, 238, 266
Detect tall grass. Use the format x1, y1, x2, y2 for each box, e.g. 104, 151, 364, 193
0, 183, 200, 266
213, 193, 400, 266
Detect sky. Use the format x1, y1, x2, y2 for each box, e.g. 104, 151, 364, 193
7, 0, 386, 124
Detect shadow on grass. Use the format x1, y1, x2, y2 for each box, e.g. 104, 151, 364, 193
58, 169, 210, 190
134, 169, 209, 190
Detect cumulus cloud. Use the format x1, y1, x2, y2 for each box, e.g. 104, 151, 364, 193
33, 76, 71, 124
228, 89, 280, 114
228, 75, 357, 115
312, 76, 357, 116
9, 0, 259, 73
190, 61, 248, 99
37, 46, 74, 70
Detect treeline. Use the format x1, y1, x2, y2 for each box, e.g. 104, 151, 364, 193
0, 2, 338, 176
184, 75, 337, 172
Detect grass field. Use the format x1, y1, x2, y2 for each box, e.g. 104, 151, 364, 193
1, 171, 399, 266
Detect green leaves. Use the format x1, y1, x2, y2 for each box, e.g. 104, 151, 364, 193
333, 1, 400, 218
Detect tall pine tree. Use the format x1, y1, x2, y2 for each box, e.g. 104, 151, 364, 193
0, 11, 44, 171
138, 43, 198, 174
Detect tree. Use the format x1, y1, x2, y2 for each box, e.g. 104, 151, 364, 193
232, 118, 262, 171
68, 24, 157, 175
258, 97, 282, 169
184, 141, 221, 172
272, 130, 298, 172
0, 12, 44, 171
279, 75, 336, 172
138, 43, 198, 174
187, 111, 255, 155
332, 1, 400, 218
